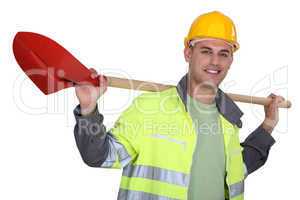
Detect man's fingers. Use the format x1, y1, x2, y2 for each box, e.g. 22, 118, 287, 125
273, 95, 285, 103
277, 96, 285, 102
99, 76, 108, 95
89, 67, 98, 79
268, 93, 286, 104
99, 75, 108, 89
268, 95, 285, 110
89, 67, 97, 73
275, 96, 284, 105
267, 93, 275, 106
268, 93, 276, 98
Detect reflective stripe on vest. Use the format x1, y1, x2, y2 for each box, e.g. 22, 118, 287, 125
123, 164, 190, 187
229, 180, 244, 198
101, 133, 132, 168
118, 188, 178, 200
243, 163, 248, 178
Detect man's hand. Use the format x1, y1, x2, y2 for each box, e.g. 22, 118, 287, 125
262, 93, 285, 134
75, 68, 108, 116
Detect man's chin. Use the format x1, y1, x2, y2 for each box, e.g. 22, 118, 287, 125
193, 80, 219, 95
200, 80, 219, 89
188, 73, 220, 91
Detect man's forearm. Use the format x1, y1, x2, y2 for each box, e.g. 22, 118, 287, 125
241, 124, 276, 175
73, 104, 109, 167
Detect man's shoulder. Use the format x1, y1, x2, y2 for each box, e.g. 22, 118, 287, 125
123, 87, 179, 116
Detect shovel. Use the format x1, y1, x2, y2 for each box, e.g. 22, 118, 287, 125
12, 32, 291, 108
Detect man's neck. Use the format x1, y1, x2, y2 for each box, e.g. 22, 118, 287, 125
187, 78, 218, 105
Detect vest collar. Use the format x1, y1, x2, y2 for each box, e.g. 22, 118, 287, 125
176, 73, 243, 128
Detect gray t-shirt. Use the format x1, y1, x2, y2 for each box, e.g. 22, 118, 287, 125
187, 94, 226, 200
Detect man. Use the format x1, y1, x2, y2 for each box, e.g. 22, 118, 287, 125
73, 11, 285, 200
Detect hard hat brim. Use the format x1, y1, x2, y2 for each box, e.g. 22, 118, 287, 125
185, 37, 239, 52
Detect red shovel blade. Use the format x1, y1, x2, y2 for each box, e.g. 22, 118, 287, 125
13, 32, 100, 95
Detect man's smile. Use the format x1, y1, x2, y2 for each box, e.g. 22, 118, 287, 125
204, 68, 221, 75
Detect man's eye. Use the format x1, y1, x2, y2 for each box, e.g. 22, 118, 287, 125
201, 50, 211, 54
220, 53, 229, 57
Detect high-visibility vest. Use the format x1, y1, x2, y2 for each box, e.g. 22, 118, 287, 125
101, 87, 245, 200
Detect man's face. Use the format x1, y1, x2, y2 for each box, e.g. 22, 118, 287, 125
184, 39, 234, 87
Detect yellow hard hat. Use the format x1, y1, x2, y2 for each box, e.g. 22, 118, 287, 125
184, 11, 239, 51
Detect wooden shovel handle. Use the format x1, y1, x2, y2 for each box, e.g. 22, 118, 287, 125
105, 75, 292, 109
225, 93, 292, 109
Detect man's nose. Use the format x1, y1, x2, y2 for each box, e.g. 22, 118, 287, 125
210, 53, 220, 66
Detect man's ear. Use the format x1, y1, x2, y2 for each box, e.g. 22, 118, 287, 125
184, 47, 192, 62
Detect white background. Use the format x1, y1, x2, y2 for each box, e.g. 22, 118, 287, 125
0, 0, 298, 199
